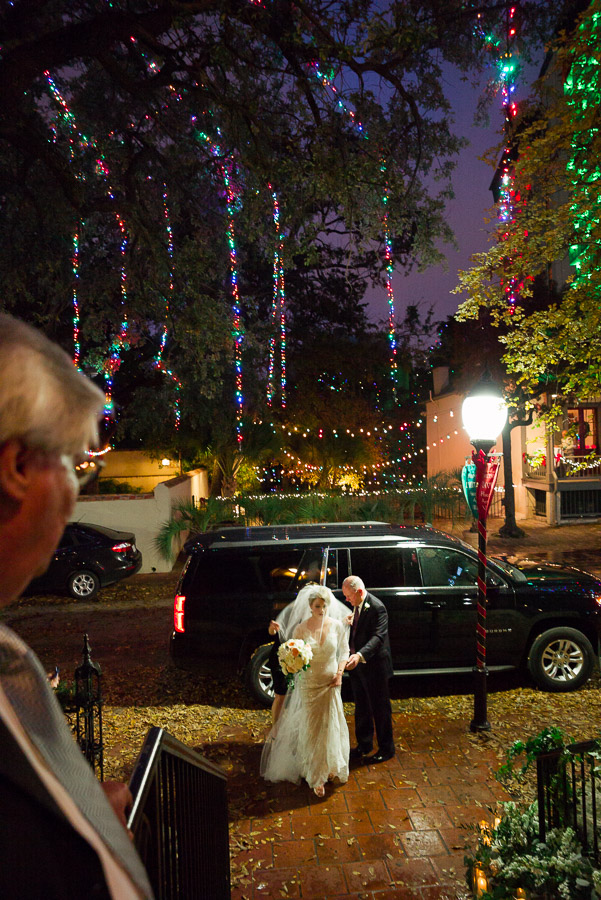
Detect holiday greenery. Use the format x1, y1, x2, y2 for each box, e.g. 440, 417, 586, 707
456, 0, 601, 413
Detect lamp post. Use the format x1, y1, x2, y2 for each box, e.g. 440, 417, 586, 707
462, 373, 507, 732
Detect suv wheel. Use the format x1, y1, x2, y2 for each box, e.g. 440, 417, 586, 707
245, 644, 274, 707
68, 571, 100, 600
527, 627, 594, 692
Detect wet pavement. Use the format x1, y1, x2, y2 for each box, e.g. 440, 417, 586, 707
228, 710, 506, 900
460, 515, 601, 576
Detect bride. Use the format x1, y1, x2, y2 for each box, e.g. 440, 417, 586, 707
260, 584, 350, 797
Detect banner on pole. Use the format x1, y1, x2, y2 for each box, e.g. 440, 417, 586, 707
461, 461, 478, 518
474, 450, 502, 520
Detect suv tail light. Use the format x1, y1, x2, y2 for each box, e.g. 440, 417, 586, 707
174, 595, 186, 633
112, 542, 132, 553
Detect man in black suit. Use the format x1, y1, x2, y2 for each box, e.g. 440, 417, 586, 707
343, 575, 395, 763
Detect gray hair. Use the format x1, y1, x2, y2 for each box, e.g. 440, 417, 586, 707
307, 585, 332, 608
0, 314, 105, 455
343, 575, 365, 592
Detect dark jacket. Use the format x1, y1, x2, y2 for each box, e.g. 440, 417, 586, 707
353, 592, 393, 677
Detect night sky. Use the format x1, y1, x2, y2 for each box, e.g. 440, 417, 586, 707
366, 58, 541, 327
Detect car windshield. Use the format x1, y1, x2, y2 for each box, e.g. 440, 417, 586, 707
490, 556, 528, 582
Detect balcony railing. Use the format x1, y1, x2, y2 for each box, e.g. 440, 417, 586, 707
555, 454, 601, 479
128, 727, 230, 900
523, 453, 601, 481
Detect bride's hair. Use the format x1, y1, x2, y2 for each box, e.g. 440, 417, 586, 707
308, 586, 332, 608
276, 583, 348, 640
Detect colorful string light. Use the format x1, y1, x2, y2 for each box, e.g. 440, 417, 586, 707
498, 4, 522, 314
45, 73, 130, 418
476, 5, 523, 314
381, 165, 398, 399
195, 126, 245, 442
72, 225, 81, 369
267, 186, 287, 408
152, 182, 182, 428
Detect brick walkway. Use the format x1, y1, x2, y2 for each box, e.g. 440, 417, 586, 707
227, 709, 508, 900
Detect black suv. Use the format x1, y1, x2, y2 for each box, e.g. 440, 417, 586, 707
169, 521, 601, 705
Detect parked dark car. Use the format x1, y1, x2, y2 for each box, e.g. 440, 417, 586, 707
27, 522, 143, 600
169, 522, 601, 705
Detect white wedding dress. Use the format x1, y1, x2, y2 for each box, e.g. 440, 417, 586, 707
261, 617, 350, 790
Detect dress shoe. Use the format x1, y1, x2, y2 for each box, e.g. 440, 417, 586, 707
349, 746, 372, 760
364, 749, 395, 764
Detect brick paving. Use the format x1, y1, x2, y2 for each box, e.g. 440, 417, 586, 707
227, 709, 508, 900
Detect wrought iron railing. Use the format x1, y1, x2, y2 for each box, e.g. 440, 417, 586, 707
537, 739, 601, 864
433, 487, 505, 521
128, 727, 230, 899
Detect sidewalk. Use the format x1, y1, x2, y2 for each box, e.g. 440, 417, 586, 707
458, 515, 601, 575
227, 707, 507, 900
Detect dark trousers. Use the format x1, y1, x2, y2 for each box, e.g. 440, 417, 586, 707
350, 664, 394, 755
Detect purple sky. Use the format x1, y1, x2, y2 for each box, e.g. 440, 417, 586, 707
366, 62, 537, 327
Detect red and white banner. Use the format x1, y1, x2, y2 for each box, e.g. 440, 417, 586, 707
473, 450, 502, 520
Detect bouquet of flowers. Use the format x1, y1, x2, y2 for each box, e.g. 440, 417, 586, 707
277, 638, 312, 689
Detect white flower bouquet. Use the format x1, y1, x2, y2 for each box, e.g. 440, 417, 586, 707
277, 638, 312, 689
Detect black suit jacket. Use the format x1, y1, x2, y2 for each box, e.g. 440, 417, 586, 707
353, 592, 393, 678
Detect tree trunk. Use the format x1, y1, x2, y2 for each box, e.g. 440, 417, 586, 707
498, 419, 525, 538
209, 457, 222, 497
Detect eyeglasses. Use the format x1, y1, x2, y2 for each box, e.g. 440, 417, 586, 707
73, 452, 106, 488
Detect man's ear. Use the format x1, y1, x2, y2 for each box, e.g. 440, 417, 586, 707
0, 440, 30, 503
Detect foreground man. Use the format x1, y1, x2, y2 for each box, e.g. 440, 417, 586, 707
0, 314, 153, 898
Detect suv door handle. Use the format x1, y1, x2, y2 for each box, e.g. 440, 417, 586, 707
423, 600, 446, 609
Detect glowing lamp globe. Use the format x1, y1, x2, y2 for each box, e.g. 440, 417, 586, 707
462, 377, 507, 451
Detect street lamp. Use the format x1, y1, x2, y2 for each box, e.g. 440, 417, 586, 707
462, 372, 507, 732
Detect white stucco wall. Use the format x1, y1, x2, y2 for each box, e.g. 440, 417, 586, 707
99, 449, 183, 492
425, 390, 532, 520
425, 392, 504, 481
72, 468, 209, 573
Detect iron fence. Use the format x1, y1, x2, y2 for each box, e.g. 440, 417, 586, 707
432, 487, 505, 521
128, 727, 230, 900
537, 739, 601, 865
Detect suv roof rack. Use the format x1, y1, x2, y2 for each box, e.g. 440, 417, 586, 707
184, 521, 437, 551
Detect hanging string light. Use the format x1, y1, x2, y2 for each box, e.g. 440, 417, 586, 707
195, 126, 245, 442
72, 224, 81, 369
46, 70, 186, 427
381, 164, 398, 399
476, 5, 523, 315
498, 4, 522, 315
266, 186, 287, 407
45, 73, 130, 418
152, 182, 182, 428
98, 171, 130, 422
